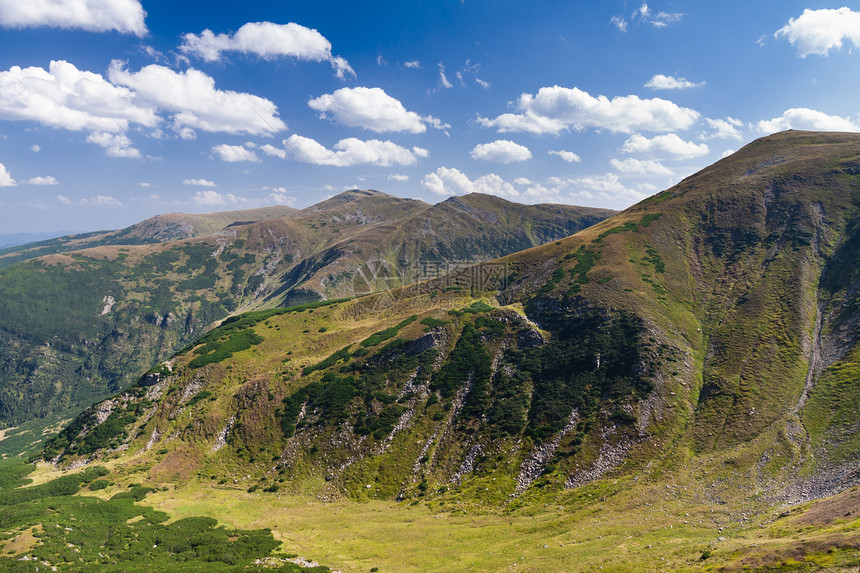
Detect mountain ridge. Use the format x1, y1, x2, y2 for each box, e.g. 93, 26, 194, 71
0, 193, 613, 430
43, 131, 860, 510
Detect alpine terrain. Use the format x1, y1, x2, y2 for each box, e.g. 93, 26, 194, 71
33, 131, 860, 571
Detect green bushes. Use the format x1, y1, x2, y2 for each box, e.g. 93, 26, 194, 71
360, 315, 417, 347
431, 323, 492, 400
302, 345, 352, 376
188, 329, 264, 368
420, 317, 449, 329
280, 372, 357, 436
0, 458, 296, 571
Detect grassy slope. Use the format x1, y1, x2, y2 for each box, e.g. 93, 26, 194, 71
21, 132, 860, 571
0, 191, 613, 431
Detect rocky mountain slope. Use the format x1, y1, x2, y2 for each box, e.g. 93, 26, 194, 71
45, 131, 860, 513
0, 193, 612, 427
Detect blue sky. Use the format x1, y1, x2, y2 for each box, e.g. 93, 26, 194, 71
1, 1, 859, 234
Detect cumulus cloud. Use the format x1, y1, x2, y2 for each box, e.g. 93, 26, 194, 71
26, 176, 58, 185
180, 22, 354, 78
308, 87, 445, 134
570, 173, 649, 202
259, 144, 287, 159
0, 0, 147, 36
86, 131, 141, 158
0, 162, 14, 186
549, 149, 582, 163
0, 60, 157, 133
192, 190, 247, 207
756, 108, 860, 133
212, 144, 260, 162
388, 174, 409, 181
610, 157, 673, 175
621, 133, 709, 158
83, 194, 123, 206
470, 140, 532, 163
645, 74, 704, 90
30, 144, 41, 152
404, 60, 421, 69
477, 85, 699, 135
183, 178, 216, 186
775, 7, 860, 57
421, 167, 519, 199
703, 117, 743, 140
109, 62, 286, 136
284, 135, 425, 167
267, 188, 297, 206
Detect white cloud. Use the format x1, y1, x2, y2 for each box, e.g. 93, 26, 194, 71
0, 0, 146, 36
0, 60, 157, 133
57, 194, 71, 204
183, 178, 216, 187
571, 173, 648, 202
775, 8, 860, 57
610, 157, 673, 175
30, 144, 40, 152
438, 63, 453, 89
421, 167, 519, 199
404, 60, 421, 69
470, 140, 532, 163
703, 117, 743, 140
412, 146, 430, 158
611, 16, 628, 31
26, 176, 57, 185
86, 131, 141, 158
478, 85, 699, 135
212, 144, 260, 163
613, 3, 682, 31
636, 3, 683, 28
109, 62, 286, 136
755, 108, 860, 134
284, 135, 424, 167
720, 149, 736, 158
138, 182, 150, 187
260, 144, 287, 159
268, 189, 297, 206
388, 174, 409, 182
621, 133, 709, 158
645, 74, 703, 90
83, 194, 123, 206
180, 22, 354, 78
549, 149, 582, 163
475, 78, 490, 89
192, 190, 247, 207
308, 87, 443, 134
0, 162, 14, 186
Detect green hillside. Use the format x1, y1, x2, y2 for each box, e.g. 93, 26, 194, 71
0, 192, 612, 429
31, 131, 860, 571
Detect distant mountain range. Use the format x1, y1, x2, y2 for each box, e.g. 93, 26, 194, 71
0, 192, 612, 426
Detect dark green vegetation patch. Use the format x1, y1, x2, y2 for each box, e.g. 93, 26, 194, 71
188, 329, 264, 369
0, 459, 324, 572
360, 315, 417, 347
